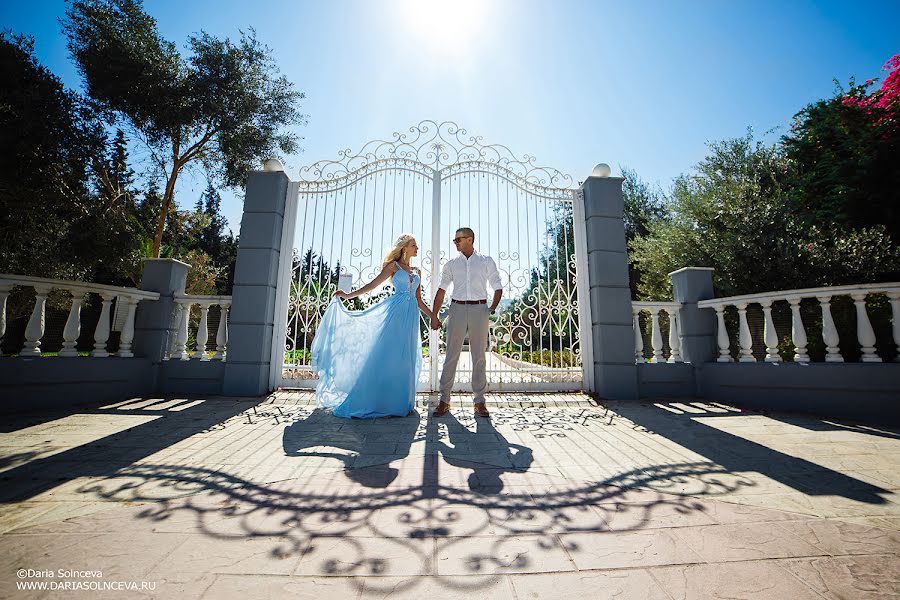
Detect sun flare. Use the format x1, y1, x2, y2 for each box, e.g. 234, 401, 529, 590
399, 0, 491, 54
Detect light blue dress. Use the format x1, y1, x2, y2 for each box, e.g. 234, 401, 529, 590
311, 265, 422, 418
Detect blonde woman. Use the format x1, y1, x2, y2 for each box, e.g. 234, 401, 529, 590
310, 234, 436, 418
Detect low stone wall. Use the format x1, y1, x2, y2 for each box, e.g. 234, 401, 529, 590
159, 360, 225, 395
636, 362, 696, 398
0, 357, 153, 413
695, 362, 900, 424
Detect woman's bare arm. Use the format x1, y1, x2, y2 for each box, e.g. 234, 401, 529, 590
336, 263, 397, 299
415, 282, 434, 319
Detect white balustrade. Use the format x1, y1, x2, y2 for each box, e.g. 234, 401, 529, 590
664, 306, 682, 363
632, 302, 684, 364
0, 284, 11, 342
0, 274, 160, 358
172, 294, 232, 362
59, 292, 84, 357
889, 292, 900, 363
632, 306, 643, 363
698, 282, 900, 364
760, 299, 780, 362
736, 303, 755, 362
116, 296, 138, 358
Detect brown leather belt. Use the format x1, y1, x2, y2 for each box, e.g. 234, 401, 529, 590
452, 299, 487, 305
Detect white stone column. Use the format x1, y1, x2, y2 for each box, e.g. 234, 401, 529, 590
91, 293, 115, 358
650, 308, 664, 363
22, 285, 52, 357
714, 305, 732, 362
214, 303, 229, 361
0, 284, 11, 342
851, 293, 881, 362
59, 292, 84, 357
666, 307, 683, 363
760, 299, 780, 363
817, 295, 843, 363
171, 302, 192, 360
116, 297, 139, 358
193, 303, 210, 361
787, 297, 809, 363
888, 292, 900, 363
736, 303, 755, 362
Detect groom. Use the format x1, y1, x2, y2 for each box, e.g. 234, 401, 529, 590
430, 227, 503, 418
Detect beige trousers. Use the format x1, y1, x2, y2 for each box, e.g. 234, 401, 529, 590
439, 302, 490, 404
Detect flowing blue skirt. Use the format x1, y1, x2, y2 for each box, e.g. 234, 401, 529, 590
311, 294, 422, 418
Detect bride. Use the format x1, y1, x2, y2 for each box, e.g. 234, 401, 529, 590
310, 234, 436, 418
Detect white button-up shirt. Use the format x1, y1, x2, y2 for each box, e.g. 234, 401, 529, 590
438, 250, 503, 301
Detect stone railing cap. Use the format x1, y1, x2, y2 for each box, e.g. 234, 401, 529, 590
142, 258, 191, 268
668, 267, 715, 276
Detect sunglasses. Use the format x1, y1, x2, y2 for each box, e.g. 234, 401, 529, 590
452, 236, 473, 243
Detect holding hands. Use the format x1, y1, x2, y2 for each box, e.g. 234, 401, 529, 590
430, 314, 441, 330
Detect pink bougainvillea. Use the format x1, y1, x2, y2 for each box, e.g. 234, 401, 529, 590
841, 54, 900, 125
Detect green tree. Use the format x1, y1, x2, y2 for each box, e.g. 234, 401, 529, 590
622, 168, 669, 298
629, 133, 900, 301
782, 55, 900, 242
0, 32, 99, 279
63, 0, 305, 257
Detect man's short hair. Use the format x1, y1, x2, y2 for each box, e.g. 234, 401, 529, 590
456, 227, 475, 240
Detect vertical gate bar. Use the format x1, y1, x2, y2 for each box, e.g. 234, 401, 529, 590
430, 168, 442, 391
563, 197, 575, 379
270, 180, 301, 390
572, 189, 594, 391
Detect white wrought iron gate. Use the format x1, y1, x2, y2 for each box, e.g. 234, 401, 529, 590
271, 121, 593, 392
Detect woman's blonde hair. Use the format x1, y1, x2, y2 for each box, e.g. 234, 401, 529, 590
381, 233, 417, 270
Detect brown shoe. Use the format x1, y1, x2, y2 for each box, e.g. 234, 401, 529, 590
433, 401, 451, 417
474, 403, 490, 418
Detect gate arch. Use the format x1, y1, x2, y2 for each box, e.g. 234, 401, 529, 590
271, 120, 593, 392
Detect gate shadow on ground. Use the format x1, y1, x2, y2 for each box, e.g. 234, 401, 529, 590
5, 398, 897, 597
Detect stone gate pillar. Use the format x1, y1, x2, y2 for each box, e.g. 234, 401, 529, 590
222, 164, 290, 397
669, 267, 717, 363
580, 166, 638, 400
134, 258, 189, 390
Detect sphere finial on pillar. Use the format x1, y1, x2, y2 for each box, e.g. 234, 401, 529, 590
263, 158, 284, 172
591, 163, 612, 178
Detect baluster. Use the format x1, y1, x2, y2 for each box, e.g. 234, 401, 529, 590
90, 292, 114, 357
117, 296, 138, 357
0, 284, 11, 341
760, 299, 780, 363
194, 303, 210, 361
166, 303, 182, 359
714, 305, 732, 362
787, 297, 809, 363
666, 307, 683, 363
851, 292, 881, 362
889, 292, 900, 363
22, 285, 52, 357
632, 307, 643, 364
213, 303, 229, 361
736, 303, 755, 362
817, 295, 843, 363
171, 302, 191, 360
650, 308, 664, 363
59, 291, 84, 357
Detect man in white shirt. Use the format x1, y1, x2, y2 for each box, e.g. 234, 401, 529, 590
430, 227, 503, 418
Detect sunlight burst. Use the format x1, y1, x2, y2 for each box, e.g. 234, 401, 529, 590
399, 0, 492, 55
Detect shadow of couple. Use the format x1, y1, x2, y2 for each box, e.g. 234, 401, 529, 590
282, 407, 533, 493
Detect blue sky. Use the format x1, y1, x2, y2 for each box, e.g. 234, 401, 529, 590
5, 0, 899, 235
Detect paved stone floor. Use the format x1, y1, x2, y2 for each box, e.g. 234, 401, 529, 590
1, 392, 899, 599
